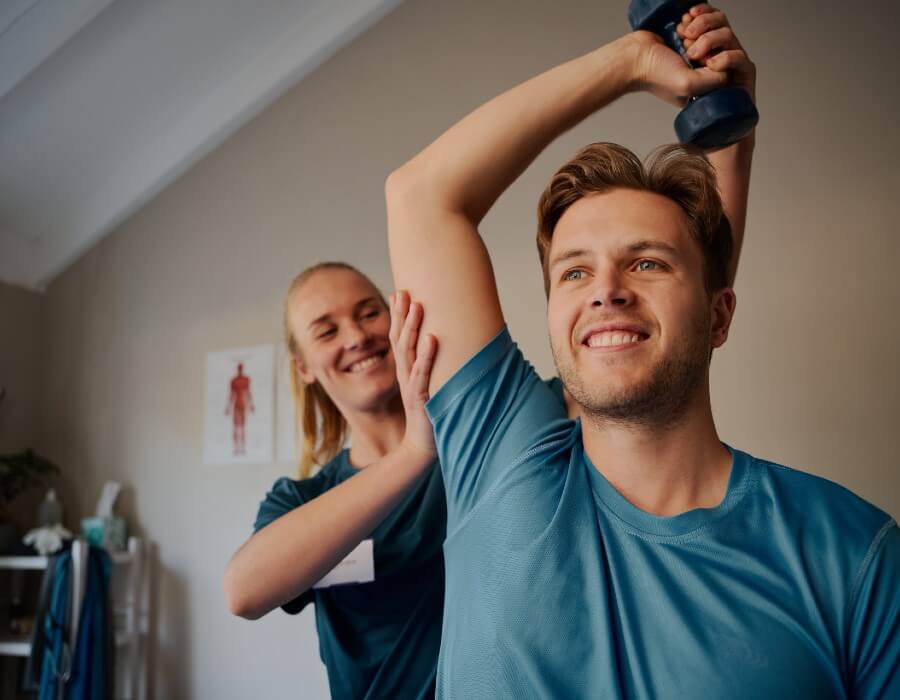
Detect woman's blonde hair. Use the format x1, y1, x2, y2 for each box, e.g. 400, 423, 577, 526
284, 262, 388, 478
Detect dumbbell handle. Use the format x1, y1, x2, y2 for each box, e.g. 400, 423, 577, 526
658, 20, 703, 74
659, 18, 723, 110
629, 0, 757, 146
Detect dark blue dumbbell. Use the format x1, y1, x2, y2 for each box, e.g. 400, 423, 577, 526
628, 0, 758, 148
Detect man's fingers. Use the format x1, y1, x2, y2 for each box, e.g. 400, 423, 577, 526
686, 27, 738, 61
706, 49, 752, 74
687, 66, 729, 96
684, 10, 728, 40
681, 4, 713, 31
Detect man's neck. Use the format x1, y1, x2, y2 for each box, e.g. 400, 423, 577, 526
579, 393, 731, 517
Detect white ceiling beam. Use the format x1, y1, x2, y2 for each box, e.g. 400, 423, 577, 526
0, 0, 119, 101
0, 0, 404, 290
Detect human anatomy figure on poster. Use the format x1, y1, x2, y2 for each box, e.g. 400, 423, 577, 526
204, 344, 273, 466
225, 363, 255, 455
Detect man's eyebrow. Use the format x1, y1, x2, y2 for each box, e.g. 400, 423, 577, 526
307, 297, 380, 330
627, 240, 680, 256
548, 248, 591, 271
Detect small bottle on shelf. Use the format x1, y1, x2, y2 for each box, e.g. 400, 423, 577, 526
37, 488, 63, 527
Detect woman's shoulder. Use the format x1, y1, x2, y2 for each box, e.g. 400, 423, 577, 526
253, 451, 352, 531
278, 451, 352, 499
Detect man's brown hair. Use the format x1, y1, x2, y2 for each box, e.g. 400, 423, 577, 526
536, 143, 733, 295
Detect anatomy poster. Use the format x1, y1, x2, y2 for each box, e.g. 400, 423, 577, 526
204, 344, 274, 465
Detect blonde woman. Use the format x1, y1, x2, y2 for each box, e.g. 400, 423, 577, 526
224, 262, 445, 700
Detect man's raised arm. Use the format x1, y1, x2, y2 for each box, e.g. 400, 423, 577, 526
676, 4, 757, 284
385, 22, 745, 395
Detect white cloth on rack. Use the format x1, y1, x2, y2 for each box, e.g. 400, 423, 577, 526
23, 524, 72, 555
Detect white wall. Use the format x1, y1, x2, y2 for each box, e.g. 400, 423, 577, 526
0, 282, 43, 452
33, 0, 900, 697
0, 281, 45, 528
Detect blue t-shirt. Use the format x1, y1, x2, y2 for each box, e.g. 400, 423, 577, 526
254, 450, 446, 700
426, 327, 899, 699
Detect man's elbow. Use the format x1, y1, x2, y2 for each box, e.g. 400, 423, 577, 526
385, 167, 427, 258
385, 164, 421, 213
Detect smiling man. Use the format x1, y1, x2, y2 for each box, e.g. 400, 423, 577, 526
385, 4, 898, 699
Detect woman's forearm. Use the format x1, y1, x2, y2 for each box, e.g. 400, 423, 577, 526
224, 443, 433, 620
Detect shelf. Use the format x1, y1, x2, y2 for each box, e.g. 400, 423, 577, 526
0, 632, 31, 657
0, 551, 134, 571
111, 551, 134, 565
0, 534, 148, 700
0, 632, 136, 657
0, 555, 48, 570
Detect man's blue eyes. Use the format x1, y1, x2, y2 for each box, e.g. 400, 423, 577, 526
562, 260, 662, 281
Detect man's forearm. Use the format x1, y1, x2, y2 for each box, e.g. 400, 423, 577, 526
706, 132, 755, 285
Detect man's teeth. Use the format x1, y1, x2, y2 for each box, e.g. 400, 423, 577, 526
586, 332, 642, 348
348, 355, 382, 373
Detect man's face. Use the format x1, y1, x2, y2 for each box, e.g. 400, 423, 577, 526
546, 188, 734, 427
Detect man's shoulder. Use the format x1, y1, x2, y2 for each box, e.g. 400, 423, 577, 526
746, 451, 893, 553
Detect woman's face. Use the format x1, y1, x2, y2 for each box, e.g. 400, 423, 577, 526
287, 267, 398, 415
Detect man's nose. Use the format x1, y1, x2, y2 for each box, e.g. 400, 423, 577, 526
589, 268, 635, 308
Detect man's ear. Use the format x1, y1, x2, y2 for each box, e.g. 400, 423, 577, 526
293, 354, 316, 385
710, 288, 736, 349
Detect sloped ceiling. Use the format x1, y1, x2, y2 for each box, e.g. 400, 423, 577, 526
0, 0, 404, 290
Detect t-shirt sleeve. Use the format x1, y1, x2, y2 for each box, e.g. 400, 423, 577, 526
252, 477, 316, 615
425, 326, 570, 528
846, 519, 900, 698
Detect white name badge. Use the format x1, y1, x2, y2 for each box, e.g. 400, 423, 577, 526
313, 539, 375, 589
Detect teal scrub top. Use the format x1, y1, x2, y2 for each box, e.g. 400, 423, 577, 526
426, 327, 899, 699
254, 450, 446, 700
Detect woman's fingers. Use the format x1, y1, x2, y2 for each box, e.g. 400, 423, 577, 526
391, 289, 429, 388
390, 290, 437, 405
409, 333, 437, 401
399, 301, 422, 374
389, 291, 402, 346
389, 290, 409, 376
